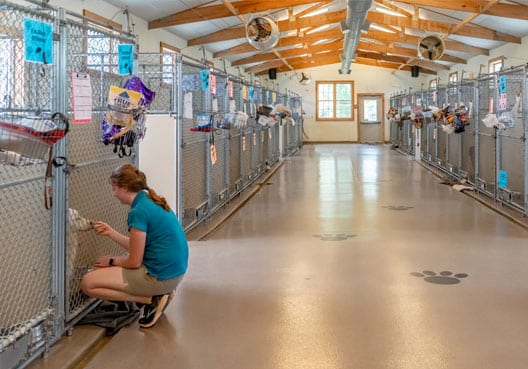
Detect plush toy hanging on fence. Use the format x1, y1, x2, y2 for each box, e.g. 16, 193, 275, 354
101, 77, 156, 157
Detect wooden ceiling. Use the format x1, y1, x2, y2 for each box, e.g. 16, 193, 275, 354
145, 0, 528, 76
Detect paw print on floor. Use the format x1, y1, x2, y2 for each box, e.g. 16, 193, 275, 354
313, 233, 356, 241
411, 270, 468, 284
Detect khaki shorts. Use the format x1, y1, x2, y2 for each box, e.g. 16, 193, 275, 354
122, 266, 184, 297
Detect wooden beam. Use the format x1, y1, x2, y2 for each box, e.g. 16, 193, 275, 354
232, 40, 343, 66
213, 29, 343, 57
407, 59, 450, 71
356, 41, 467, 64
449, 0, 501, 35
367, 12, 520, 44
83, 9, 122, 30
391, 0, 528, 21
273, 50, 294, 70
365, 30, 489, 56
266, 55, 436, 75
222, 0, 246, 23
188, 10, 346, 46
294, 1, 333, 19
245, 59, 285, 73
376, 0, 413, 18
148, 0, 326, 29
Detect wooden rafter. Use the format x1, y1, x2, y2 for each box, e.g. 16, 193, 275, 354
392, 0, 528, 21
148, 0, 322, 29
356, 41, 467, 64
232, 40, 343, 66
365, 30, 489, 56
368, 12, 520, 43
188, 10, 346, 46
213, 28, 343, 58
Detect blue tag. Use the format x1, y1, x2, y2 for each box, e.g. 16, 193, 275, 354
498, 170, 508, 189
118, 44, 134, 75
200, 70, 210, 91
24, 18, 53, 64
499, 75, 507, 94
249, 87, 254, 101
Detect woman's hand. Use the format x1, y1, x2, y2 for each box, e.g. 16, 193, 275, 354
92, 221, 114, 237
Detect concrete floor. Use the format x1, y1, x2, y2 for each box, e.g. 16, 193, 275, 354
48, 144, 528, 368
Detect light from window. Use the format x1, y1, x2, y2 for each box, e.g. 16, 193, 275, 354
489, 58, 503, 74
316, 81, 354, 120
86, 28, 116, 73
161, 46, 177, 85
0, 37, 25, 108
363, 99, 378, 121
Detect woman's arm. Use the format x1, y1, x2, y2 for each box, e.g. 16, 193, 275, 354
93, 227, 146, 269
93, 221, 130, 250
112, 228, 146, 268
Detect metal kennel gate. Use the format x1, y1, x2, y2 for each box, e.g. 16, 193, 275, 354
64, 18, 137, 327
476, 73, 498, 197
495, 65, 527, 211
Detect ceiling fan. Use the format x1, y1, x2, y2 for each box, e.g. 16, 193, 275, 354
418, 35, 445, 61
245, 16, 280, 51
298, 72, 311, 85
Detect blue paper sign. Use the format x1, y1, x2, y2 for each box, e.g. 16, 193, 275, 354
499, 75, 507, 94
498, 170, 508, 189
24, 18, 53, 64
249, 87, 254, 101
200, 69, 210, 91
118, 44, 134, 75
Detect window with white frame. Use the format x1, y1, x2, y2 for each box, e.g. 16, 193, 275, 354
316, 81, 354, 121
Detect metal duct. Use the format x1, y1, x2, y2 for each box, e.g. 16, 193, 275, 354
339, 0, 372, 74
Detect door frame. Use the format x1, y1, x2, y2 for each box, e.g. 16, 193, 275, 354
357, 93, 385, 143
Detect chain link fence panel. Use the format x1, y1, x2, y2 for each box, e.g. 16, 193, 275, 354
476, 73, 497, 196
496, 66, 527, 210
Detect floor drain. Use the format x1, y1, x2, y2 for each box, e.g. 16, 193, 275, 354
411, 270, 468, 284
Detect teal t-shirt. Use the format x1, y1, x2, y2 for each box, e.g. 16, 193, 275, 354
128, 191, 188, 280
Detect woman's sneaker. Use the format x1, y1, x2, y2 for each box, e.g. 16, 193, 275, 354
138, 294, 169, 328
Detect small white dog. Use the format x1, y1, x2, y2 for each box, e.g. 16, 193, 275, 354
67, 208, 93, 284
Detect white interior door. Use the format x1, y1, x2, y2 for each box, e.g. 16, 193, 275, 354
358, 94, 384, 143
